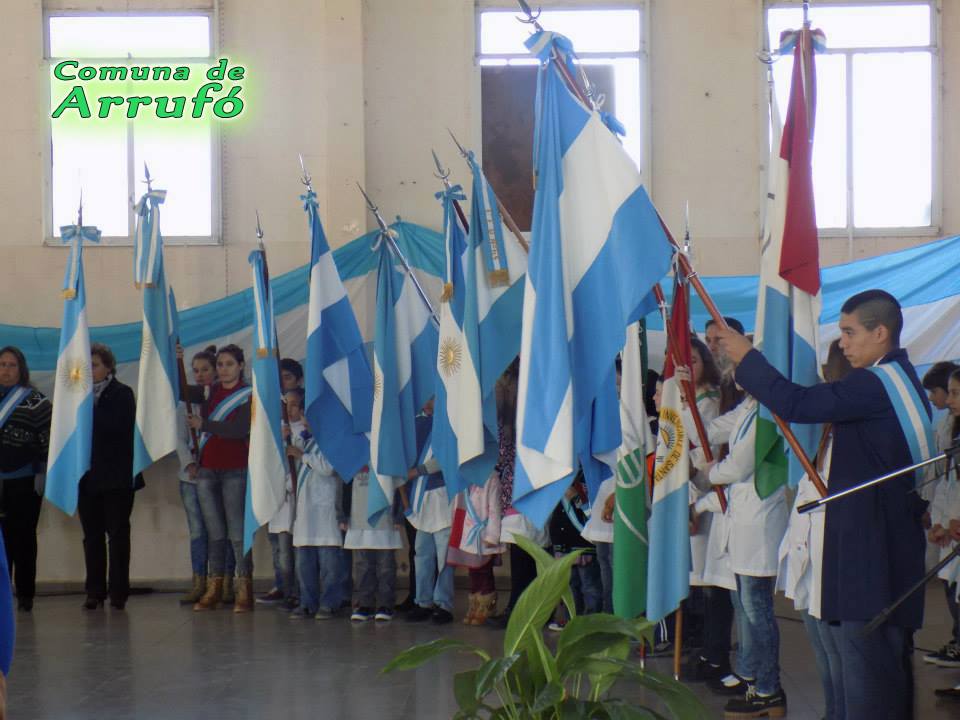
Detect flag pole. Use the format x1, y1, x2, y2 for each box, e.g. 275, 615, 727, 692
256, 210, 300, 504
356, 183, 439, 327
177, 345, 201, 462
673, 606, 683, 680
430, 150, 470, 232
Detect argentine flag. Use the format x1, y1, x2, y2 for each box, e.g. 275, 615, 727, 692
511, 30, 673, 527
368, 240, 439, 522
754, 26, 825, 498
432, 164, 526, 497
302, 188, 373, 480
45, 221, 100, 515
243, 249, 289, 552
132, 188, 180, 477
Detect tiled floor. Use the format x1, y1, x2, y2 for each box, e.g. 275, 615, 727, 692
7, 584, 960, 719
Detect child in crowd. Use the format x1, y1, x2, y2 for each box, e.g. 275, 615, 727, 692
580, 476, 614, 613
547, 474, 600, 631
284, 390, 346, 620
343, 469, 403, 623
258, 359, 304, 607
403, 398, 455, 625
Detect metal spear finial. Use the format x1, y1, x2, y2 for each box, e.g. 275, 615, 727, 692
516, 0, 542, 27
683, 201, 691, 255
143, 162, 153, 192
299, 153, 313, 192
77, 188, 83, 227
447, 128, 469, 159
255, 209, 264, 250
431, 149, 450, 182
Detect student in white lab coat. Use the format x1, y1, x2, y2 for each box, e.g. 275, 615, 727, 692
777, 340, 851, 720
698, 389, 789, 716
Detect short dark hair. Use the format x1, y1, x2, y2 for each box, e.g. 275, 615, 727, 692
285, 387, 305, 403
923, 361, 959, 392
90, 343, 116, 373
705, 316, 745, 335
0, 346, 30, 387
280, 358, 304, 380
840, 289, 903, 347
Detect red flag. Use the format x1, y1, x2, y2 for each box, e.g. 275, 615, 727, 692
662, 275, 691, 380
779, 26, 822, 296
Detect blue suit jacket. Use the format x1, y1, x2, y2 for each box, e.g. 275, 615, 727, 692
736, 347, 929, 628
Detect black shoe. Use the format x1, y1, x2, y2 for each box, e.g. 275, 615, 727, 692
723, 687, 787, 718
395, 596, 416, 613
485, 608, 512, 629
17, 598, 33, 613
405, 605, 433, 622
934, 686, 960, 699
82, 596, 104, 610
110, 598, 126, 610
683, 656, 729, 683
279, 597, 299, 612
431, 608, 454, 625
708, 673, 752, 696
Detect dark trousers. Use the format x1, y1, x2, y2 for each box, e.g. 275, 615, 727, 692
837, 620, 913, 720
403, 519, 417, 600
945, 581, 959, 644
0, 477, 43, 602
468, 559, 496, 594
77, 488, 135, 602
507, 542, 539, 610
702, 586, 734, 668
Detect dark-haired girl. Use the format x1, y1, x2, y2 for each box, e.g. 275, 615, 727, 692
184, 345, 254, 612
0, 346, 51, 612
79, 343, 142, 610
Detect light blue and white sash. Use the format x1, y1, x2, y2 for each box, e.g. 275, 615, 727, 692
296, 435, 318, 492
561, 497, 585, 533
868, 362, 935, 466
462, 490, 488, 552
408, 439, 444, 516
197, 385, 253, 455
0, 387, 31, 432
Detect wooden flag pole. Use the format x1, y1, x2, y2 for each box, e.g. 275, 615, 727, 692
673, 606, 683, 681
177, 345, 201, 461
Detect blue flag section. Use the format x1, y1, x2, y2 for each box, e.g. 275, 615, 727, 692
45, 221, 100, 515
243, 249, 289, 553
132, 188, 180, 478
512, 30, 674, 528
302, 189, 373, 481
369, 240, 439, 523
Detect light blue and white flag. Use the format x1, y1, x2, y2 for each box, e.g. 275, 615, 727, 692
132, 188, 179, 477
45, 220, 100, 515
511, 30, 673, 527
243, 249, 289, 553
431, 166, 526, 497
368, 241, 439, 523
302, 189, 373, 481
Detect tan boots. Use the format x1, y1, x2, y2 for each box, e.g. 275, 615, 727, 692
180, 574, 207, 605
222, 575, 236, 605
233, 577, 254, 613
462, 593, 479, 624
193, 576, 224, 611
470, 592, 497, 625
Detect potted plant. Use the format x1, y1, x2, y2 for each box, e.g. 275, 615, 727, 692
383, 536, 706, 719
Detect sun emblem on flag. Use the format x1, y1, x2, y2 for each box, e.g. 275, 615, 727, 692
60, 358, 91, 393
439, 338, 462, 378
373, 369, 383, 400
653, 408, 685, 486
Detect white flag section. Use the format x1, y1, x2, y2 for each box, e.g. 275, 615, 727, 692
243, 249, 289, 553
45, 223, 100, 516
132, 188, 179, 477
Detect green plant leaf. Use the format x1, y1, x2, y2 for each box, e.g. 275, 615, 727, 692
557, 632, 633, 678
613, 663, 708, 720
514, 535, 578, 618
454, 670, 481, 714
474, 654, 521, 700
587, 638, 632, 699
557, 614, 653, 657
504, 652, 538, 706
601, 699, 667, 720
504, 546, 585, 658
530, 680, 566, 714
382, 637, 489, 674
521, 626, 560, 684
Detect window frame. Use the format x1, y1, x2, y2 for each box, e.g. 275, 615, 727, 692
42, 8, 223, 247
474, 2, 652, 189
764, 0, 941, 238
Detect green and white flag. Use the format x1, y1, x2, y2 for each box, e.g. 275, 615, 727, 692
613, 320, 653, 618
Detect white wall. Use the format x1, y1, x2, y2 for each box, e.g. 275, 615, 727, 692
2, 0, 958, 582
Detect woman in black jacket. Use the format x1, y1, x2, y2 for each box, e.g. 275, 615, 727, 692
78, 344, 143, 610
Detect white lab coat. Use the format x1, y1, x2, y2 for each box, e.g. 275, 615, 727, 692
705, 397, 788, 578
931, 463, 960, 583
266, 420, 300, 534
581, 477, 615, 544
343, 472, 403, 550
777, 436, 832, 618
684, 390, 721, 586
292, 436, 343, 548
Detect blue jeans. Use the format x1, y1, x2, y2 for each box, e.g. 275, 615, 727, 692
732, 574, 780, 695
837, 620, 912, 720
296, 546, 343, 613
414, 528, 454, 612
355, 550, 396, 609
339, 545, 353, 603
196, 469, 252, 577
595, 542, 613, 614
268, 532, 296, 599
179, 481, 208, 576
802, 611, 845, 720
571, 557, 602, 615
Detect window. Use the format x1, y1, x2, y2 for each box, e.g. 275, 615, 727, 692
477, 7, 647, 230
45, 13, 218, 244
766, 1, 937, 232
